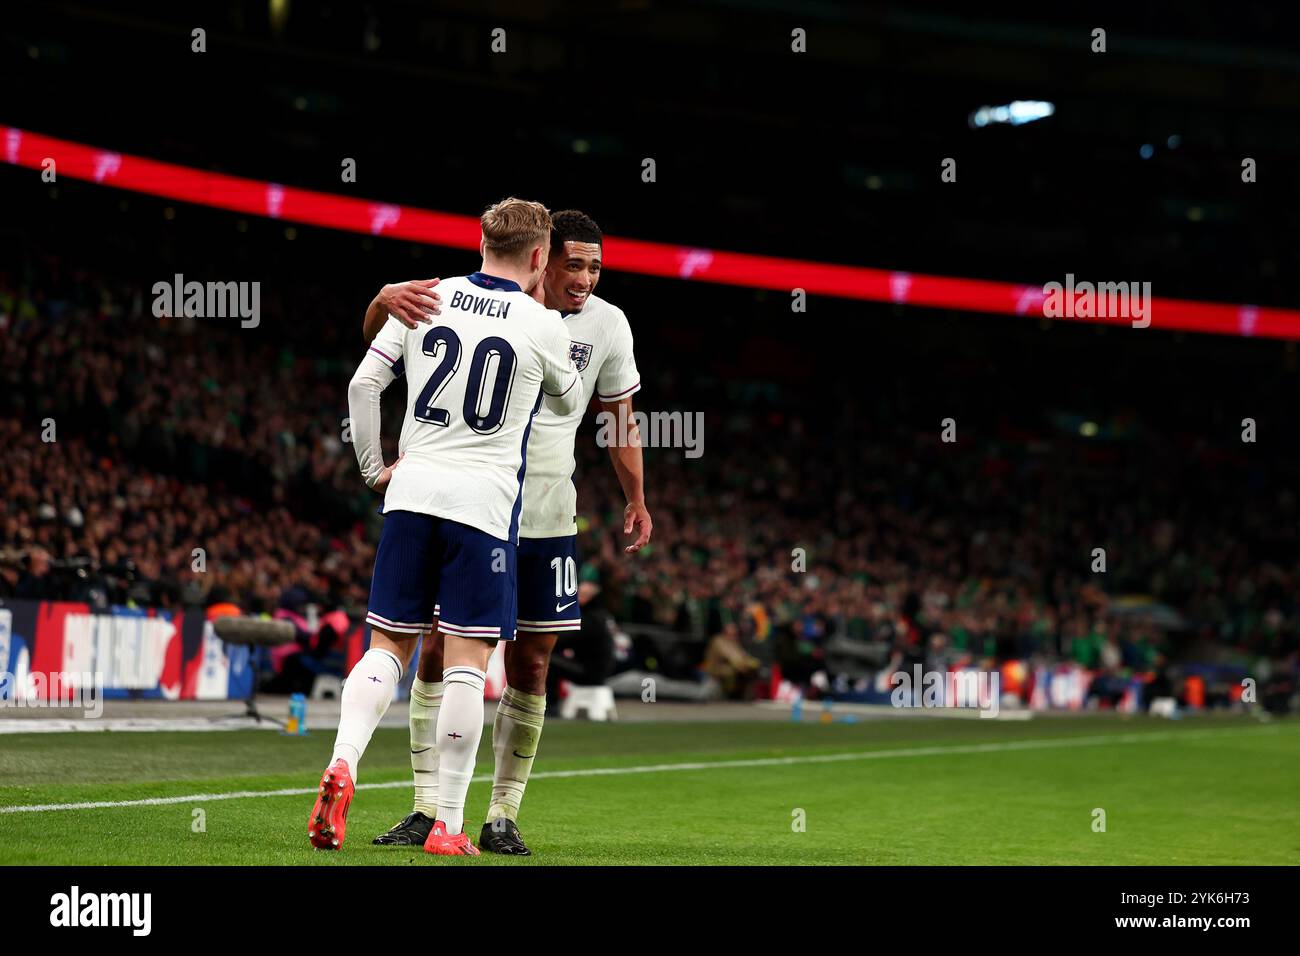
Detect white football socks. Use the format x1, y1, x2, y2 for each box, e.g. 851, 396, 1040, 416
487, 685, 546, 824
409, 677, 444, 817
435, 665, 487, 834
330, 647, 402, 782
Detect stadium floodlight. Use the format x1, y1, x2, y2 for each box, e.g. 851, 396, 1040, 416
969, 100, 1055, 128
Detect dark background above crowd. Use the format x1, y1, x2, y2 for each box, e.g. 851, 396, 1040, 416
5, 1, 1300, 306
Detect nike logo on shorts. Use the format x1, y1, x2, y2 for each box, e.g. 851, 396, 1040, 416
555, 601, 577, 612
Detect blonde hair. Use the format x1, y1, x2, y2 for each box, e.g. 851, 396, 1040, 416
481, 197, 553, 260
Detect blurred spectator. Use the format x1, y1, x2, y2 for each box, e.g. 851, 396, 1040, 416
702, 621, 762, 699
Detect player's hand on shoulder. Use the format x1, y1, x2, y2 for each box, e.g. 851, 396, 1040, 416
372, 454, 404, 492
380, 279, 442, 329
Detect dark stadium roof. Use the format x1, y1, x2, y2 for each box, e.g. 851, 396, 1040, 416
5, 0, 1300, 307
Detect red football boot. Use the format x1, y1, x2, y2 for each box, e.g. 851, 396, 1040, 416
423, 820, 480, 856
308, 759, 355, 850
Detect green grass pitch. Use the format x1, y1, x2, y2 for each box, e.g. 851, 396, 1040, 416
1, 713, 1296, 865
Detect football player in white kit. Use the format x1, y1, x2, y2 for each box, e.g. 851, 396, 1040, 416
363, 211, 652, 855
308, 198, 584, 855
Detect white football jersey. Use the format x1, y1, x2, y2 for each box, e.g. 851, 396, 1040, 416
349, 272, 582, 542
518, 292, 641, 538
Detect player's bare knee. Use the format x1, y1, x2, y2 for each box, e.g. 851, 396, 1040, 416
368, 626, 418, 673
442, 632, 496, 672
505, 635, 554, 695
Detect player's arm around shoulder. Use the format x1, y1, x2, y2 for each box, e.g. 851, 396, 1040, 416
362, 278, 443, 343
539, 308, 584, 415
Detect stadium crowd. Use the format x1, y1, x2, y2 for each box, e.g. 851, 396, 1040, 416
0, 421, 375, 612
2, 260, 1297, 711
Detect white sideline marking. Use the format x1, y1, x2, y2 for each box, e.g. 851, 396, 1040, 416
0, 725, 1277, 815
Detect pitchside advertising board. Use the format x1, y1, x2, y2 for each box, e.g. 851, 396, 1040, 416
0, 599, 251, 701
0, 597, 1121, 709
0, 599, 505, 704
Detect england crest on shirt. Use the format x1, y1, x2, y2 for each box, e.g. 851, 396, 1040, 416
569, 340, 594, 372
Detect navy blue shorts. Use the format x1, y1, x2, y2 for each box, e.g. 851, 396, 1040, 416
427, 534, 580, 635
367, 510, 517, 642
515, 535, 582, 635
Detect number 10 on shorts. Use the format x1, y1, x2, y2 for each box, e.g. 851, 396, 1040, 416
550, 556, 577, 597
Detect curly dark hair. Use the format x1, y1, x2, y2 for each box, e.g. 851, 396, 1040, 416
550, 209, 602, 253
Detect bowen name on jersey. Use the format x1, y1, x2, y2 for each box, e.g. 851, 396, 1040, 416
448, 289, 513, 318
